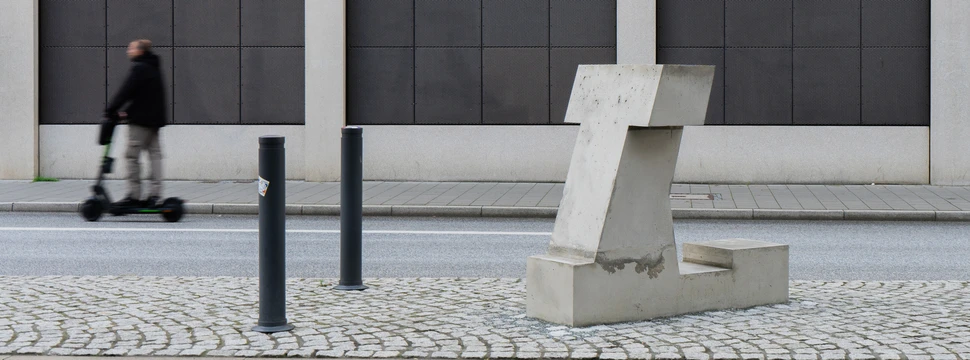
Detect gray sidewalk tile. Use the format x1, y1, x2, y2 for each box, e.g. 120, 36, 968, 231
884, 186, 937, 210
283, 182, 326, 203
826, 186, 869, 210
710, 184, 733, 198
429, 183, 477, 206
670, 184, 689, 193
362, 182, 401, 203
689, 184, 711, 194
867, 185, 916, 211
537, 184, 564, 207
787, 185, 826, 210
405, 182, 460, 205
729, 185, 757, 209
300, 182, 343, 204
910, 186, 959, 211
472, 183, 516, 206
290, 182, 340, 204
450, 183, 498, 206
494, 183, 536, 207
924, 186, 969, 210
690, 200, 714, 209
750, 186, 780, 209
844, 186, 893, 210
942, 186, 970, 204
367, 183, 419, 205
768, 185, 803, 210
515, 183, 555, 207
323, 182, 382, 204
713, 200, 737, 209
384, 182, 438, 205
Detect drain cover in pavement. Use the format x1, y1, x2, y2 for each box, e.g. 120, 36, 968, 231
669, 194, 715, 200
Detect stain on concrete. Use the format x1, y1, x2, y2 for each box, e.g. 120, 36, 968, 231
595, 251, 666, 279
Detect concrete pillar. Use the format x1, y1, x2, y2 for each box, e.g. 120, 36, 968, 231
304, 0, 345, 181
931, 1, 970, 185
617, 0, 656, 64
0, 0, 39, 180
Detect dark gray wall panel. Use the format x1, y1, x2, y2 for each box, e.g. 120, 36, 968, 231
657, 0, 724, 47
173, 48, 239, 124
658, 48, 724, 125
242, 48, 305, 125
41, 0, 106, 47
725, 48, 792, 125
415, 48, 481, 125
174, 0, 239, 46
793, 0, 860, 47
241, 0, 304, 46
862, 48, 929, 126
793, 48, 860, 125
40, 48, 106, 124
348, 49, 414, 125
483, 48, 549, 125
551, 0, 616, 46
483, 0, 548, 46
107, 0, 172, 46
348, 0, 413, 47
107, 47, 173, 124
725, 0, 792, 47
862, 0, 929, 47
415, 0, 481, 47
550, 48, 616, 124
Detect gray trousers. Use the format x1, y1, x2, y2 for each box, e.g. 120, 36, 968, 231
126, 125, 162, 199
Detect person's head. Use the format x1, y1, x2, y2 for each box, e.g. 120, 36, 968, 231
127, 39, 152, 59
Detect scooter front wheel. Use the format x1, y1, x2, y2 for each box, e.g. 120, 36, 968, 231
80, 198, 104, 222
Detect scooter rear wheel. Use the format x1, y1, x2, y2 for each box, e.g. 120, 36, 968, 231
81, 198, 103, 222
161, 198, 184, 222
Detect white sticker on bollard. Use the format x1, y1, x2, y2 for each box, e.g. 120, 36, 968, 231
258, 177, 270, 197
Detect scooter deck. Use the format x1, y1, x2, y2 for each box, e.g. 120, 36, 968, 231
110, 206, 177, 214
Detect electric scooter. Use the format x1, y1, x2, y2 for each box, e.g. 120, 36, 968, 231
80, 118, 184, 222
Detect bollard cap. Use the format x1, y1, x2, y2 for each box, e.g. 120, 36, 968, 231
259, 135, 285, 146
342, 126, 362, 135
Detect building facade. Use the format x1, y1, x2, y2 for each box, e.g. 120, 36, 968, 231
2, 0, 966, 185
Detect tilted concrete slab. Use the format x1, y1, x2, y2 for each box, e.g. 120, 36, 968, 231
527, 64, 789, 326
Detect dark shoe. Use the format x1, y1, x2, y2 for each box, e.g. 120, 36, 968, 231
143, 196, 161, 208
112, 197, 140, 208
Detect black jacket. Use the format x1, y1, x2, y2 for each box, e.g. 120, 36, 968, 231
105, 52, 167, 128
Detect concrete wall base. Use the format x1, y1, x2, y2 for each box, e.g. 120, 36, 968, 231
40, 125, 306, 180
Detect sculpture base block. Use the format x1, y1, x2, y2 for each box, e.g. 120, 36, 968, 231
526, 239, 789, 327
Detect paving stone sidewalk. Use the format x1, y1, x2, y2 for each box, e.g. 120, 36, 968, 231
0, 276, 968, 359
5, 180, 970, 220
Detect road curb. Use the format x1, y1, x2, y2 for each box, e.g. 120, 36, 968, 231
935, 211, 970, 221
482, 206, 558, 218
843, 210, 936, 221
12, 202, 79, 212
673, 208, 753, 219
7, 201, 970, 221
391, 205, 482, 217
753, 209, 844, 221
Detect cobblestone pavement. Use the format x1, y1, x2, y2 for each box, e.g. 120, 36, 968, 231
0, 277, 968, 359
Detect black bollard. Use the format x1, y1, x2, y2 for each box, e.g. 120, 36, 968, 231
253, 135, 294, 333
336, 127, 367, 291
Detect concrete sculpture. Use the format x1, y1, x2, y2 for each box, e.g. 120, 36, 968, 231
527, 65, 789, 326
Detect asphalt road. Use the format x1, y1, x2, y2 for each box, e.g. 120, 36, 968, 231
0, 212, 967, 280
